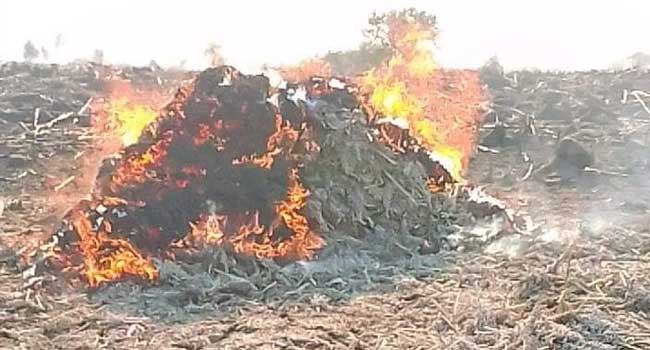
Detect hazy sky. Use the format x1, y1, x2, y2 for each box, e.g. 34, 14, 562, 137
1, 0, 648, 72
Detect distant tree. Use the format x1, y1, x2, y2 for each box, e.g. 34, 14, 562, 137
362, 8, 438, 48
92, 49, 104, 64
321, 8, 438, 76
479, 55, 510, 88
322, 43, 391, 76
40, 47, 50, 61
625, 52, 650, 70
480, 55, 504, 76
204, 42, 225, 67
54, 34, 65, 48
149, 59, 162, 71
23, 41, 40, 62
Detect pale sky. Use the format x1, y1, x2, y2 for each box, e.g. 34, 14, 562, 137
1, 0, 648, 72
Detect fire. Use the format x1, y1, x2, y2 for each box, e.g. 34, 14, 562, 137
109, 131, 173, 192
64, 198, 158, 287
176, 213, 226, 249
106, 98, 158, 146
237, 169, 323, 260
40, 17, 486, 287
106, 85, 192, 193
54, 166, 322, 287
361, 15, 484, 183
92, 80, 167, 148
387, 18, 437, 76
280, 58, 332, 82
233, 115, 301, 169
47, 68, 327, 287
180, 170, 323, 260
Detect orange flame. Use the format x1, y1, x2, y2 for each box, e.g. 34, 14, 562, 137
109, 131, 173, 192
92, 80, 167, 148
65, 198, 158, 287
60, 76, 321, 286
106, 86, 192, 193
280, 58, 332, 82
361, 16, 484, 182
180, 169, 323, 260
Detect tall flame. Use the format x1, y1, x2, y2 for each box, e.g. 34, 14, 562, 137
361, 16, 484, 182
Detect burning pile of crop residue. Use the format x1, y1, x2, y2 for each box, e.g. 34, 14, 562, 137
33, 17, 515, 297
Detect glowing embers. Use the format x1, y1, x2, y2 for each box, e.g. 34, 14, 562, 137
178, 170, 323, 260
360, 14, 484, 185
57, 197, 158, 287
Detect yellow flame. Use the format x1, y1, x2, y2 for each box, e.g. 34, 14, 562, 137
431, 146, 463, 182
107, 98, 158, 146
367, 82, 421, 119
389, 27, 437, 76
362, 21, 466, 182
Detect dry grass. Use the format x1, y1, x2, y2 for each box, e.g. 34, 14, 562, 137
2, 226, 649, 349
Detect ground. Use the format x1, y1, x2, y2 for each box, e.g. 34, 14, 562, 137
1, 63, 649, 349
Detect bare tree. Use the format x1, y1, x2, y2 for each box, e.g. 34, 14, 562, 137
204, 42, 225, 67
23, 41, 40, 62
